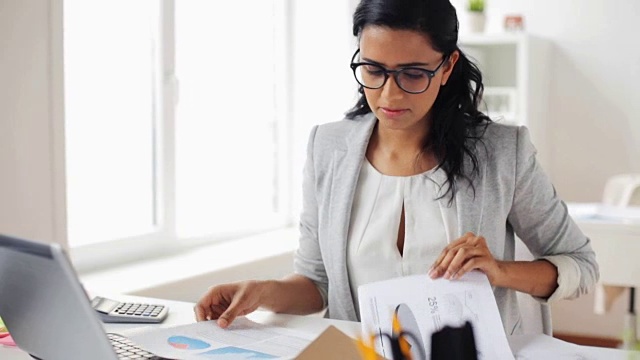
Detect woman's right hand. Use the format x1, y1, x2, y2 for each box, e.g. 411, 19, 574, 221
194, 280, 265, 328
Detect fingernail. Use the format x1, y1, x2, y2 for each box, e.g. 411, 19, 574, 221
428, 268, 435, 278
444, 271, 451, 279
218, 318, 228, 328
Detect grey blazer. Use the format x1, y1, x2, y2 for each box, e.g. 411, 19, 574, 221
293, 113, 599, 335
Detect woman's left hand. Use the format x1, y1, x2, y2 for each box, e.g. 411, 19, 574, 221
428, 232, 504, 284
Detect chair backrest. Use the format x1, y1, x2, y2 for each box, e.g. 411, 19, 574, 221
602, 174, 640, 206
514, 238, 553, 336
515, 291, 552, 336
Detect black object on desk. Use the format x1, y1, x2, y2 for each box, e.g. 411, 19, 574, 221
630, 287, 636, 315
431, 321, 478, 360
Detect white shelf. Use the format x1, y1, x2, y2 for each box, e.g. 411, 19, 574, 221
458, 33, 552, 171
459, 32, 526, 46
483, 87, 518, 121
488, 113, 518, 125
484, 86, 518, 93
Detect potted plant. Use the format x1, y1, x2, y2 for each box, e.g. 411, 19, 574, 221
467, 0, 486, 33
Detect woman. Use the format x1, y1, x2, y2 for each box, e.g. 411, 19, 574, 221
195, 0, 598, 335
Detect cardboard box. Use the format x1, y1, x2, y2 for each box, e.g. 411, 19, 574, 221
295, 325, 385, 360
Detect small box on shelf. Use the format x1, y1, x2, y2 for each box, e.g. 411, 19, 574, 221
482, 86, 518, 124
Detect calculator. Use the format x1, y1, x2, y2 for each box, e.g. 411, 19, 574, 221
91, 296, 169, 324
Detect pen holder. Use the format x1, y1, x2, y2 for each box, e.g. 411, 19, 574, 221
621, 312, 638, 350
431, 321, 478, 360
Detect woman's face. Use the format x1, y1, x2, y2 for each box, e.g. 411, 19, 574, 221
358, 26, 458, 133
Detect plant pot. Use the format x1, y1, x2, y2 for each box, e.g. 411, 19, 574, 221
467, 12, 486, 33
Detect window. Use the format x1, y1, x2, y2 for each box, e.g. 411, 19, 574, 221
64, 0, 158, 246
63, 1, 357, 271
64, 1, 291, 268
174, 1, 288, 238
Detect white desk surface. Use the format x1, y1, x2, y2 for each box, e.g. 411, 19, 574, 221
1, 295, 637, 359
568, 203, 640, 288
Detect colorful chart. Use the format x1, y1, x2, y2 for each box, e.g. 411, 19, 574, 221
167, 336, 211, 350
197, 347, 276, 359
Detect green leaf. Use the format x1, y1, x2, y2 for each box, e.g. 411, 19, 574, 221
468, 0, 485, 12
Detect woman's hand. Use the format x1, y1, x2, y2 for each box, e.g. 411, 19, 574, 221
194, 280, 265, 328
428, 232, 504, 284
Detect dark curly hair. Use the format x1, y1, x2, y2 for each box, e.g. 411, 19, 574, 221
347, 0, 491, 202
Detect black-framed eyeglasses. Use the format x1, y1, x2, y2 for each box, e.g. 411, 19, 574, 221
350, 49, 449, 94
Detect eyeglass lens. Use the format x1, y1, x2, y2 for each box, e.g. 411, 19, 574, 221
354, 64, 433, 93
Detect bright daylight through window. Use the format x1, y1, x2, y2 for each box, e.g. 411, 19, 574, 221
64, 0, 156, 246
64, 1, 288, 254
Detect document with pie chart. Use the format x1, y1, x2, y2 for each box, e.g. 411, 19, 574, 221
127, 317, 315, 359
358, 271, 514, 360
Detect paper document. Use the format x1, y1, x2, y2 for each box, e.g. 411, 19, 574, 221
509, 334, 599, 359
358, 271, 514, 360
127, 317, 315, 359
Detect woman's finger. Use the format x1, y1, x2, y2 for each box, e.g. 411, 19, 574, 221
194, 304, 208, 322
429, 233, 475, 271
217, 292, 249, 329
430, 237, 478, 278
430, 246, 460, 278
452, 257, 481, 280
444, 246, 484, 279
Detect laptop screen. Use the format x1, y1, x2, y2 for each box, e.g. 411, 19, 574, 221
0, 234, 118, 360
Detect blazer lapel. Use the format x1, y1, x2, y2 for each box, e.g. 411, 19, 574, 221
327, 114, 376, 320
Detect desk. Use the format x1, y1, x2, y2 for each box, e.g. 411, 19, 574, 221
0, 295, 359, 360
568, 203, 640, 287
1, 295, 637, 359
567, 203, 640, 350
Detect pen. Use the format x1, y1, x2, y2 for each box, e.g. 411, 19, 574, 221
356, 333, 378, 360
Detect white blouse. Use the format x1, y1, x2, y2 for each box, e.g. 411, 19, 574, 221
347, 159, 458, 315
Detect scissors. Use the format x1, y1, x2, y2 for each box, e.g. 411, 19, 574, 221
361, 311, 426, 360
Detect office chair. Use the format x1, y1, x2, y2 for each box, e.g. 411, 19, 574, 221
602, 174, 640, 207
600, 174, 640, 349
514, 174, 640, 337
514, 238, 553, 336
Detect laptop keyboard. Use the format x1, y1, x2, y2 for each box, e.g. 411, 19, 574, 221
107, 333, 166, 360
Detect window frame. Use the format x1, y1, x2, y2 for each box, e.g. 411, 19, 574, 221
68, 0, 295, 273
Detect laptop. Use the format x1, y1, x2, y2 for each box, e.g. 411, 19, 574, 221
0, 234, 169, 360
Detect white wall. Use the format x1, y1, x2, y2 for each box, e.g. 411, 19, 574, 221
130, 253, 294, 302
452, 0, 640, 202
0, 0, 67, 245
452, 0, 640, 339
290, 1, 359, 216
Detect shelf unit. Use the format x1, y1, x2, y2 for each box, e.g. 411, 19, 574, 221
459, 33, 552, 171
